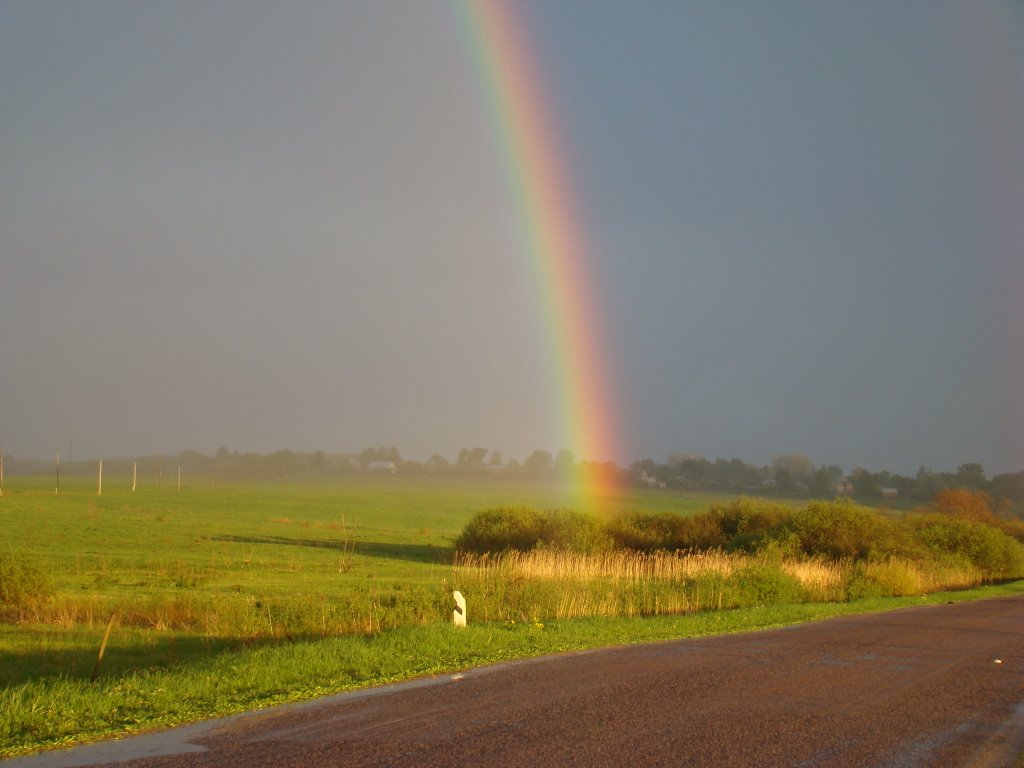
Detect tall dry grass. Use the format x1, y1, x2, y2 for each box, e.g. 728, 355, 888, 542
455, 549, 740, 583
450, 549, 988, 622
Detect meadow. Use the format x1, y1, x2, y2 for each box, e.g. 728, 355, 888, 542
1, 474, 1021, 757
0, 475, 723, 635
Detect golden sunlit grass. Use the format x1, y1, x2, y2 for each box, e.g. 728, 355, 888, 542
455, 548, 739, 582
451, 548, 988, 621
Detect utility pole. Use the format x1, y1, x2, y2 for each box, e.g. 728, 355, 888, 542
55, 452, 60, 495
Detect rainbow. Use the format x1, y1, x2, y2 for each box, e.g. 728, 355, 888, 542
454, 0, 620, 503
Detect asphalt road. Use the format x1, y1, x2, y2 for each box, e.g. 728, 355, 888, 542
8, 595, 1024, 768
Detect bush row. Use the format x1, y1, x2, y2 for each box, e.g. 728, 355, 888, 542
454, 498, 1024, 580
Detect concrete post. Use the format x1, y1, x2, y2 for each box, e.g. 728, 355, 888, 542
453, 590, 466, 628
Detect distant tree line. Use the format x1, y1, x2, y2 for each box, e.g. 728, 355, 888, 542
630, 452, 1024, 509
0, 445, 610, 484
3, 446, 1021, 509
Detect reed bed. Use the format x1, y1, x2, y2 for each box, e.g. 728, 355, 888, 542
450, 549, 988, 622
455, 549, 741, 583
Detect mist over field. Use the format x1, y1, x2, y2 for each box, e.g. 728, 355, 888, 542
1, 2, 1022, 475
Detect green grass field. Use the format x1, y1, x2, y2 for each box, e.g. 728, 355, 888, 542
0, 474, 727, 599
0, 475, 734, 673
1, 475, 1019, 758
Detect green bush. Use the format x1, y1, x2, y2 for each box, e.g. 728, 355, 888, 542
709, 497, 793, 552
604, 499, 792, 553
906, 514, 1024, 579
0, 553, 53, 618
454, 507, 609, 554
604, 512, 694, 552
728, 563, 803, 606
536, 509, 611, 554
784, 499, 896, 559
847, 559, 924, 599
454, 507, 546, 553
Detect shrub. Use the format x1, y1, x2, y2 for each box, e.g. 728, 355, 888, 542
728, 562, 803, 606
784, 499, 896, 559
933, 488, 998, 524
454, 508, 610, 554
0, 553, 53, 619
710, 497, 792, 552
454, 507, 546, 553
847, 559, 924, 599
605, 500, 792, 554
906, 513, 1024, 579
999, 518, 1024, 545
536, 509, 611, 554
604, 512, 694, 552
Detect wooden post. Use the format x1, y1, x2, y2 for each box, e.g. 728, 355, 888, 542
91, 612, 116, 683
158, 460, 163, 489
177, 466, 181, 491
98, 460, 103, 496
55, 452, 60, 496
0, 450, 4, 497
132, 462, 137, 492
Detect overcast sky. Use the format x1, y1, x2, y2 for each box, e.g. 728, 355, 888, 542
1, 1, 1022, 475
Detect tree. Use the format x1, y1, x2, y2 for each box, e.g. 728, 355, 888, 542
457, 447, 488, 468
678, 457, 710, 490
359, 447, 377, 469
915, 467, 942, 500
554, 449, 576, 477
524, 449, 553, 474
850, 467, 881, 498
933, 488, 997, 523
992, 471, 1024, 504
775, 468, 794, 494
425, 454, 450, 473
771, 453, 814, 488
806, 465, 843, 498
955, 463, 986, 489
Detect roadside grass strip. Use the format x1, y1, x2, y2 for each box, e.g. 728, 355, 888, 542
3, 580, 1023, 758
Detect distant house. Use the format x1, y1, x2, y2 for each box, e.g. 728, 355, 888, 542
640, 471, 665, 489
366, 461, 396, 475
836, 480, 854, 495
880, 487, 899, 499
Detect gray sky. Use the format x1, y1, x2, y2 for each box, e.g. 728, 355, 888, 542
1, 1, 1022, 475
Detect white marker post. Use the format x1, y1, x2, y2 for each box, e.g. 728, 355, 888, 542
98, 460, 103, 496
132, 462, 137, 492
453, 590, 467, 628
